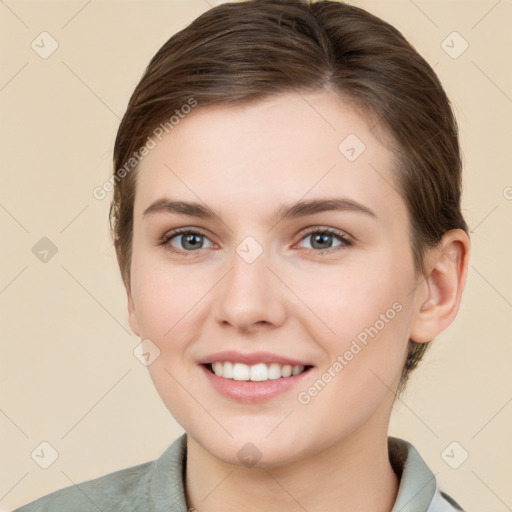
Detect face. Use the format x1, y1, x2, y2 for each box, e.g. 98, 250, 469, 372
127, 91, 425, 467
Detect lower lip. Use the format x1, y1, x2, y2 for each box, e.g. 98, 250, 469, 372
200, 365, 313, 404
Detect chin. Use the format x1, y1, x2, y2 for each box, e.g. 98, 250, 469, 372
190, 426, 311, 469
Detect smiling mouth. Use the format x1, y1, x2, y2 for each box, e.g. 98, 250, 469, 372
204, 362, 313, 382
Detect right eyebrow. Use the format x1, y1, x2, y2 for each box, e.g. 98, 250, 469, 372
143, 199, 215, 219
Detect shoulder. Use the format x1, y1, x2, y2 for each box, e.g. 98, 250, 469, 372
12, 459, 155, 512
13, 434, 188, 512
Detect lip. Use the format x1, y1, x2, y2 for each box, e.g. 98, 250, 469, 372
197, 350, 311, 367
198, 352, 314, 404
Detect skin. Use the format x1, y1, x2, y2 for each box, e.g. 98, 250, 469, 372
124, 91, 470, 512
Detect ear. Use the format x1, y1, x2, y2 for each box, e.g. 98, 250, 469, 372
409, 229, 470, 343
116, 244, 140, 337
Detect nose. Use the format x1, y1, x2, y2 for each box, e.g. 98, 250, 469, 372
213, 244, 287, 333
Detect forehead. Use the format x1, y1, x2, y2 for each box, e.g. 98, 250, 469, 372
134, 91, 404, 225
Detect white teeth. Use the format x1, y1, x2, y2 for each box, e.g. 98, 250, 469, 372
209, 362, 306, 381
212, 362, 223, 377
223, 361, 233, 379
292, 365, 302, 376
281, 364, 292, 378
250, 363, 268, 382
268, 363, 282, 380
233, 362, 250, 381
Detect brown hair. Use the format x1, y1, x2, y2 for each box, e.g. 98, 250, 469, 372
110, 0, 468, 390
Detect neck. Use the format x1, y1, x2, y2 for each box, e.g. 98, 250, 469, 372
185, 425, 399, 512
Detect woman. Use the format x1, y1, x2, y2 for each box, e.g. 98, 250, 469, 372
15, 1, 470, 510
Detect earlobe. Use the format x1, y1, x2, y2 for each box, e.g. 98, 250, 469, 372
409, 229, 470, 343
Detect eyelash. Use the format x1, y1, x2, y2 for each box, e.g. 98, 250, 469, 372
158, 227, 352, 257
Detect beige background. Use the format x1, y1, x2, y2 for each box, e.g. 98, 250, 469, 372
1, 0, 511, 510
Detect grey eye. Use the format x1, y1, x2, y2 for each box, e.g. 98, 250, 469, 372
169, 232, 213, 251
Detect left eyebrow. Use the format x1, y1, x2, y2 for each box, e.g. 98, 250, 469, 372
273, 197, 377, 224
142, 197, 377, 224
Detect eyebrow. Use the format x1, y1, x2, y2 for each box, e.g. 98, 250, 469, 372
142, 197, 377, 224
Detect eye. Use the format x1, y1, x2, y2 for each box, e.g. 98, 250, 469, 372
160, 228, 214, 254
296, 227, 351, 254
158, 226, 352, 257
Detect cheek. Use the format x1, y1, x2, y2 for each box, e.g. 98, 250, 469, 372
296, 256, 411, 387
130, 256, 203, 339
296, 299, 409, 431
294, 256, 408, 340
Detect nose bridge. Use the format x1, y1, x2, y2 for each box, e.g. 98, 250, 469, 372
214, 236, 286, 330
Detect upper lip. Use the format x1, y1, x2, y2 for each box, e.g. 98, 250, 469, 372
198, 350, 312, 367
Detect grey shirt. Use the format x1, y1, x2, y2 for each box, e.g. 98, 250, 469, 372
13, 434, 465, 512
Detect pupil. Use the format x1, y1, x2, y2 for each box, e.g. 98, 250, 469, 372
184, 234, 202, 249
313, 233, 332, 249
